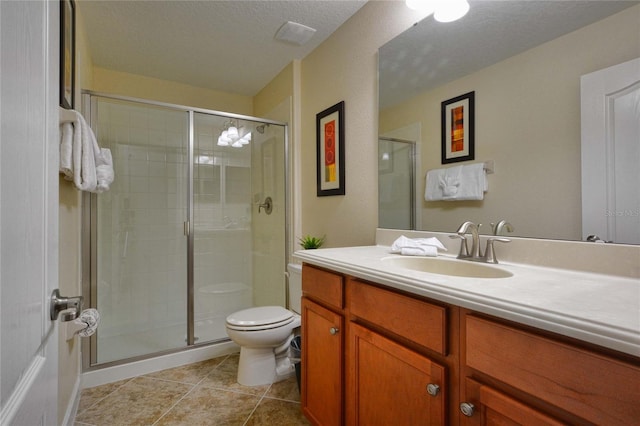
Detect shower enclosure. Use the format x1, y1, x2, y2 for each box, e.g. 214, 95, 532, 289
378, 137, 415, 230
82, 93, 287, 367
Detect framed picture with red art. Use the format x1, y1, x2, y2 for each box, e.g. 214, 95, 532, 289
316, 101, 345, 196
441, 91, 474, 164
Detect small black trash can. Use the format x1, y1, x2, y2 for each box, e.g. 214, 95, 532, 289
290, 335, 302, 391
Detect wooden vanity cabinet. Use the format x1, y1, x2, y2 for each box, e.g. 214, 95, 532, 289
301, 265, 345, 425
301, 263, 640, 425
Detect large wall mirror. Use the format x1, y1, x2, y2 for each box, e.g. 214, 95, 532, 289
378, 1, 639, 244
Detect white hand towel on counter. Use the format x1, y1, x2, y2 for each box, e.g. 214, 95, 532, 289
59, 107, 114, 193
425, 163, 487, 201
390, 235, 447, 257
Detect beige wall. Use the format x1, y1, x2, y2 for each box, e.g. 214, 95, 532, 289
254, 62, 293, 118
380, 5, 640, 240
299, 1, 420, 247
90, 67, 254, 115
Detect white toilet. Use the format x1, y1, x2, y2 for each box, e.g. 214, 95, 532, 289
225, 263, 303, 386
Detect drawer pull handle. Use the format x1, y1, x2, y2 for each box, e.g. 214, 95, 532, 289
329, 327, 340, 335
460, 402, 475, 417
426, 383, 440, 396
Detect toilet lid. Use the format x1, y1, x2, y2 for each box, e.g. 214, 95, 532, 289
226, 306, 294, 329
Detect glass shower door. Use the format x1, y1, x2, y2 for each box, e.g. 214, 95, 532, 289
191, 113, 287, 342
378, 137, 415, 230
191, 113, 253, 343
91, 98, 189, 364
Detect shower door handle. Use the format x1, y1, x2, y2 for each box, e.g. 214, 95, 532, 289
258, 197, 273, 215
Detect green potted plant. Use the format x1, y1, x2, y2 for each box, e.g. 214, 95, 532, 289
298, 235, 325, 250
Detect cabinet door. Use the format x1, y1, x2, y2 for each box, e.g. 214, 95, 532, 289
461, 378, 564, 426
302, 297, 344, 425
347, 322, 446, 425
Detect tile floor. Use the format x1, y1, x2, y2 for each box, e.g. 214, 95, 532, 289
74, 353, 310, 426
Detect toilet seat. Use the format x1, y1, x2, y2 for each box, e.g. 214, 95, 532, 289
226, 306, 295, 331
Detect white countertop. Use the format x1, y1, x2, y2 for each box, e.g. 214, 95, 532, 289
294, 245, 640, 357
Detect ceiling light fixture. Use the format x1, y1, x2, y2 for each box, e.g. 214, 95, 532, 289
217, 120, 249, 148
405, 0, 470, 23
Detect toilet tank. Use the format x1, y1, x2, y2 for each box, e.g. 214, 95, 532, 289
287, 263, 302, 314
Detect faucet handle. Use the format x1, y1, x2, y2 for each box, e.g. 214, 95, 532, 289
483, 237, 510, 264
449, 234, 469, 258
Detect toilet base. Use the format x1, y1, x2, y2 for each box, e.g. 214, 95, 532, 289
237, 347, 295, 386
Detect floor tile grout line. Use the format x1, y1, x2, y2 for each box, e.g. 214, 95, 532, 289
191, 353, 231, 388
75, 376, 136, 417
148, 353, 234, 425
196, 383, 270, 399
261, 394, 303, 404
150, 382, 198, 426
243, 383, 273, 426
149, 353, 258, 426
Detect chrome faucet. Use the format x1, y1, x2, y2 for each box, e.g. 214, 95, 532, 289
455, 221, 481, 259
451, 221, 510, 264
491, 220, 514, 236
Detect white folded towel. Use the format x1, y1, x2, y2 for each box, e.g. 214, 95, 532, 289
74, 308, 100, 337
425, 163, 487, 201
400, 246, 438, 257
60, 122, 74, 180
390, 236, 446, 257
96, 148, 114, 192
59, 108, 114, 193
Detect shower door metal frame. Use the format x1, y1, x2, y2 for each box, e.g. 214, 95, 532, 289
81, 91, 289, 370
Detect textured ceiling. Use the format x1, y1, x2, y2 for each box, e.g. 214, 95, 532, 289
78, 0, 368, 96
379, 1, 638, 109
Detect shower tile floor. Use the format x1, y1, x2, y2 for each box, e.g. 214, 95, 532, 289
74, 353, 310, 426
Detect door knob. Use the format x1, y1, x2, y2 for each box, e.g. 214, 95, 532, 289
329, 327, 339, 335
50, 289, 83, 321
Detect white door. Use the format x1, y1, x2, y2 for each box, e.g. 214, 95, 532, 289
1, 1, 59, 425
581, 58, 640, 244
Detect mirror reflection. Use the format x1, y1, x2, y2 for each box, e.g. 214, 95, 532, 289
378, 1, 640, 244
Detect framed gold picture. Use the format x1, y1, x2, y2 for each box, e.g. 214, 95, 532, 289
441, 91, 474, 164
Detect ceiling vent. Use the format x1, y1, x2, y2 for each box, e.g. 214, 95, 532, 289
275, 21, 316, 46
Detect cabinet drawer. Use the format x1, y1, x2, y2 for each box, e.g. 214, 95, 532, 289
302, 264, 344, 310
466, 315, 640, 425
348, 279, 447, 355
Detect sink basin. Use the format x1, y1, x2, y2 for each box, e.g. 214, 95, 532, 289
382, 256, 513, 279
